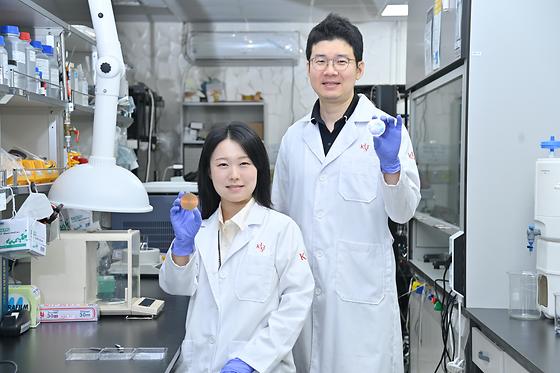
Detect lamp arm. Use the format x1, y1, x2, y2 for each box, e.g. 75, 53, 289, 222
88, 0, 124, 161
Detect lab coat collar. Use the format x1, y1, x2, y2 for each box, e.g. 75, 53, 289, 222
300, 94, 373, 125
222, 202, 267, 265
303, 122, 326, 164
198, 202, 268, 271
302, 94, 374, 168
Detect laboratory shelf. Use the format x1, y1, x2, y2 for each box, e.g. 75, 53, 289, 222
183, 101, 265, 107
66, 25, 96, 53
0, 0, 67, 30
12, 182, 53, 195
414, 211, 462, 236
72, 103, 134, 128
409, 259, 449, 293
73, 103, 94, 115
0, 84, 66, 110
183, 140, 205, 145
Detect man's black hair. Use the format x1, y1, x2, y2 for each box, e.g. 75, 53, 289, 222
306, 13, 364, 62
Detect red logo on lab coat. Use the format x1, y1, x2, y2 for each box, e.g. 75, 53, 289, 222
256, 242, 266, 252
299, 252, 307, 261
360, 143, 370, 152
408, 151, 415, 160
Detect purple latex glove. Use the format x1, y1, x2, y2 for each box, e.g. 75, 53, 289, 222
373, 114, 402, 174
170, 192, 202, 256
220, 358, 254, 373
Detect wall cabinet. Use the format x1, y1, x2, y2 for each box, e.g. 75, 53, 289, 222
182, 101, 266, 173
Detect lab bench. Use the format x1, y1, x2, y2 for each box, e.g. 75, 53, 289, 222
0, 278, 188, 373
467, 308, 560, 373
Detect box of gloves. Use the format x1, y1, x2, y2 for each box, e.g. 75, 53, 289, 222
0, 218, 46, 259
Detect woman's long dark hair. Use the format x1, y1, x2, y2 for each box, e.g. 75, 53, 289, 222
198, 122, 271, 219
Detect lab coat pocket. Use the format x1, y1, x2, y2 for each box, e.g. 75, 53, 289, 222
235, 254, 274, 302
335, 240, 385, 304
338, 161, 377, 203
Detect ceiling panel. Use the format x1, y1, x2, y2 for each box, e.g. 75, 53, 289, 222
29, 0, 404, 25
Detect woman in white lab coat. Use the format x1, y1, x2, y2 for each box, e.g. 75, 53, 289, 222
160, 122, 314, 373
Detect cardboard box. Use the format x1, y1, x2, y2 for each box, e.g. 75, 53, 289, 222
0, 218, 46, 259
8, 285, 42, 327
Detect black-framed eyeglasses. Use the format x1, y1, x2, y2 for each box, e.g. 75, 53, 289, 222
309, 56, 355, 71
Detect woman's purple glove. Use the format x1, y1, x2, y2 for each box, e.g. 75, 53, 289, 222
373, 114, 403, 174
220, 358, 254, 373
170, 192, 202, 256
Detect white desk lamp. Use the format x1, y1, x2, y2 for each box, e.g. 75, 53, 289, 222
48, 0, 152, 213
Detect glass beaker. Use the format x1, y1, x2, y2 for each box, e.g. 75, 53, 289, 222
554, 293, 560, 335
508, 271, 541, 320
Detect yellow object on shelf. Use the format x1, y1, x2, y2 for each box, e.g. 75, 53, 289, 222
6, 159, 59, 185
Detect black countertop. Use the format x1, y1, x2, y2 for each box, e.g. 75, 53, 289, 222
0, 278, 188, 373
467, 308, 560, 373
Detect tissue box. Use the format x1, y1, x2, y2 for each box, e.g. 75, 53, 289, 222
8, 285, 42, 327
0, 218, 46, 259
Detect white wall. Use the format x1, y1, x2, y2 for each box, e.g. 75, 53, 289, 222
117, 20, 406, 178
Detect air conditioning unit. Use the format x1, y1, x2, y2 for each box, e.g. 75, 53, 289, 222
186, 31, 300, 65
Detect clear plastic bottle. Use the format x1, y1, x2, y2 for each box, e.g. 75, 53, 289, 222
7, 60, 17, 87
0, 36, 8, 85
77, 64, 88, 105
19, 31, 36, 92
69, 62, 78, 103
31, 40, 48, 87
37, 70, 47, 96
0, 25, 26, 89
41, 44, 59, 99
33, 66, 41, 94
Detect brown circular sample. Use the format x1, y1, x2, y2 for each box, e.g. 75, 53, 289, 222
180, 193, 198, 210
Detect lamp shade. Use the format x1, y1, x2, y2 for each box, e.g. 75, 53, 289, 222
48, 157, 152, 213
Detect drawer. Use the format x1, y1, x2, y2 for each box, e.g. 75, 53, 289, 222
503, 353, 530, 373
472, 328, 504, 373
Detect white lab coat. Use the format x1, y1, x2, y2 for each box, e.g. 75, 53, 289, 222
159, 203, 315, 373
271, 94, 420, 372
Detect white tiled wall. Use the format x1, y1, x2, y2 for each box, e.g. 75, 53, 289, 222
117, 20, 406, 179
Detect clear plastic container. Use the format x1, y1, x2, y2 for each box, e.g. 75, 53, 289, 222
99, 347, 135, 360
31, 41, 47, 94
41, 44, 59, 99
0, 36, 8, 85
19, 32, 36, 92
77, 64, 89, 106
65, 348, 101, 361
132, 347, 167, 360
508, 271, 541, 320
0, 25, 26, 89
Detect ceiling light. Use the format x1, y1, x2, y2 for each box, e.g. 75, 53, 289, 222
381, 4, 408, 17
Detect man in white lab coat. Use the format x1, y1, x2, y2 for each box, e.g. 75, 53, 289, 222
272, 13, 420, 372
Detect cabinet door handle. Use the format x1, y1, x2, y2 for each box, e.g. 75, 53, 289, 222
478, 351, 490, 362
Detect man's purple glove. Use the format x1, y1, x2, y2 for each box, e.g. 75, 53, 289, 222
170, 192, 202, 256
220, 358, 254, 373
373, 114, 402, 174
